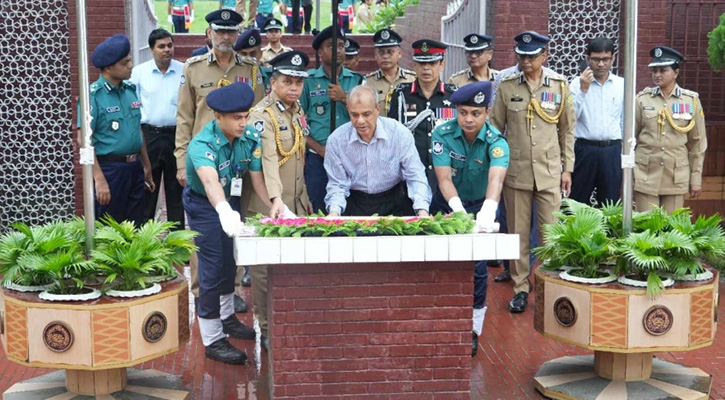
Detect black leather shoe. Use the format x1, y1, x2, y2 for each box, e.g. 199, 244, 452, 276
494, 269, 512, 282
487, 260, 502, 267
508, 292, 528, 313
205, 338, 247, 364
471, 332, 478, 357
241, 268, 251, 287
194, 297, 199, 313
234, 294, 249, 313
222, 315, 256, 340
261, 335, 269, 352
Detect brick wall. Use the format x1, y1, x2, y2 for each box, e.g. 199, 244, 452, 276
268, 262, 473, 399
392, 1, 450, 70
68, 0, 128, 216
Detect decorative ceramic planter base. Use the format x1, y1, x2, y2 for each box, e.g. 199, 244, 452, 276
534, 355, 712, 400
3, 368, 189, 399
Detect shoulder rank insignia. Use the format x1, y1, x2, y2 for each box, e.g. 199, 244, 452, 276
491, 147, 505, 158
253, 147, 262, 158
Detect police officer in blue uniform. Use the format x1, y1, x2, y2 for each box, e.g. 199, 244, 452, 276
431, 82, 508, 357
183, 82, 283, 364
85, 34, 155, 226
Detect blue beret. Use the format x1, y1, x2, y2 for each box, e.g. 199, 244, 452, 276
269, 51, 309, 77
206, 82, 255, 113
463, 34, 493, 51
234, 28, 261, 50
514, 31, 550, 55
205, 9, 243, 30
92, 34, 130, 69
649, 46, 684, 68
449, 81, 493, 108
373, 29, 402, 47
312, 26, 345, 50
344, 38, 360, 56
263, 18, 284, 31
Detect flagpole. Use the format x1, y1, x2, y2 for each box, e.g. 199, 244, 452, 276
330, 0, 340, 134
76, 0, 95, 254
622, 0, 638, 235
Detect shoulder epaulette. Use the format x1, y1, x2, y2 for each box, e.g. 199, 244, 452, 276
121, 80, 136, 90
545, 70, 567, 81
236, 54, 258, 65
185, 54, 207, 65
450, 69, 467, 78
444, 83, 458, 92
501, 72, 521, 82
437, 119, 458, 134
637, 87, 654, 97
394, 82, 412, 93
680, 88, 699, 98
89, 82, 101, 93
401, 68, 416, 76
365, 70, 378, 78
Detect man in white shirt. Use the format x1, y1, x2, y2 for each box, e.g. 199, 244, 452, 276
130, 29, 185, 228
568, 37, 624, 205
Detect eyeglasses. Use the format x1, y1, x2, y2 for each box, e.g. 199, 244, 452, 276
589, 57, 613, 65
465, 50, 484, 58
516, 53, 543, 61
376, 48, 398, 57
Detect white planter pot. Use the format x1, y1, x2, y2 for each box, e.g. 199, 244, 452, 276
39, 288, 102, 302
559, 269, 617, 284
674, 269, 714, 282
617, 275, 675, 288
105, 283, 162, 298
146, 273, 179, 284
3, 282, 53, 293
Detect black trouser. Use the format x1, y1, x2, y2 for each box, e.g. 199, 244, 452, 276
344, 182, 414, 217
303, 3, 313, 33
570, 139, 622, 206
142, 124, 185, 229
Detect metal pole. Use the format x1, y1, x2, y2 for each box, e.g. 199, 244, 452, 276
76, 0, 95, 254
315, 0, 320, 33
330, 0, 339, 133
622, 0, 638, 235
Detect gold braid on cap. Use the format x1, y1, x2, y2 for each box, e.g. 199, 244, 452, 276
657, 97, 697, 137
265, 107, 305, 166
526, 81, 567, 136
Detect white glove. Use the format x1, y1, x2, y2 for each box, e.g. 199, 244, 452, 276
215, 201, 244, 237
476, 200, 499, 233
167, 15, 173, 24
190, 11, 194, 23
447, 196, 466, 213
282, 205, 297, 219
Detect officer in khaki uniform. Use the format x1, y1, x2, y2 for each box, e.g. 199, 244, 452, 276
490, 31, 575, 313
246, 51, 311, 350
175, 9, 265, 311
634, 46, 707, 213
364, 29, 416, 113
260, 18, 293, 65
448, 33, 498, 88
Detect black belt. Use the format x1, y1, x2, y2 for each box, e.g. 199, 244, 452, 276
576, 138, 621, 147
462, 197, 485, 208
141, 124, 176, 135
97, 153, 139, 163
349, 181, 406, 200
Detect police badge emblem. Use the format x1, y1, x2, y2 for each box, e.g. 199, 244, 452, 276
345, 40, 350, 48
381, 30, 390, 40
292, 54, 302, 65
253, 147, 262, 158
432, 140, 444, 155
221, 10, 231, 20
654, 48, 663, 57
205, 151, 216, 161
316, 105, 325, 115
474, 92, 485, 105
249, 36, 256, 46
111, 120, 119, 131
523, 34, 532, 43
491, 147, 505, 158
421, 42, 429, 53
219, 177, 227, 187
470, 36, 478, 44
254, 120, 265, 133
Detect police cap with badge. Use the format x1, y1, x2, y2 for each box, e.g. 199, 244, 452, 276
206, 82, 255, 113
263, 18, 284, 32
449, 81, 493, 108
373, 28, 403, 47
269, 51, 310, 78
463, 33, 493, 52
344, 38, 360, 56
92, 34, 131, 69
312, 25, 345, 50
205, 9, 243, 31
514, 31, 550, 55
234, 28, 261, 51
648, 46, 684, 68
411, 39, 447, 62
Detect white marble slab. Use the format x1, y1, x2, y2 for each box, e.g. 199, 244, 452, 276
235, 233, 520, 266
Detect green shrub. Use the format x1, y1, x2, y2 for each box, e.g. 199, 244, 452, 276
707, 13, 725, 71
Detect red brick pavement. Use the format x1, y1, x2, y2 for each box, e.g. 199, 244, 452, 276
1, 266, 724, 399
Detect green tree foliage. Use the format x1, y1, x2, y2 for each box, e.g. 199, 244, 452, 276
359, 0, 420, 34
707, 13, 725, 71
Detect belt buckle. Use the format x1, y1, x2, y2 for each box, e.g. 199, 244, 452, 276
126, 154, 138, 163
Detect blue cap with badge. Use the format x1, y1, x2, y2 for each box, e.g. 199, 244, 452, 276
92, 34, 130, 69
463, 33, 493, 51
269, 51, 309, 77
373, 28, 402, 47
206, 82, 255, 113
449, 81, 493, 108
514, 31, 550, 55
263, 18, 284, 32
205, 9, 243, 31
648, 46, 684, 68
312, 26, 345, 50
234, 28, 261, 50
344, 38, 360, 56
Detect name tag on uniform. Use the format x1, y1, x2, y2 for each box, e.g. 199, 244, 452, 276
106, 106, 120, 113
219, 160, 231, 170
230, 177, 243, 197
511, 97, 523, 102
311, 89, 327, 97
643, 106, 655, 110
200, 82, 213, 88
449, 151, 467, 161
130, 101, 142, 109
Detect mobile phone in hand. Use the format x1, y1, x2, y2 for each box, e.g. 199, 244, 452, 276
578, 60, 590, 74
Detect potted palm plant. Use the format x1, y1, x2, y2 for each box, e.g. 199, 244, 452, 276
534, 199, 617, 284
93, 217, 197, 298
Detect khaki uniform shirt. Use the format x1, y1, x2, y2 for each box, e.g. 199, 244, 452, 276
260, 44, 293, 66
634, 85, 707, 196
490, 70, 575, 191
175, 51, 265, 169
364, 67, 416, 113
247, 92, 309, 215
447, 67, 498, 88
